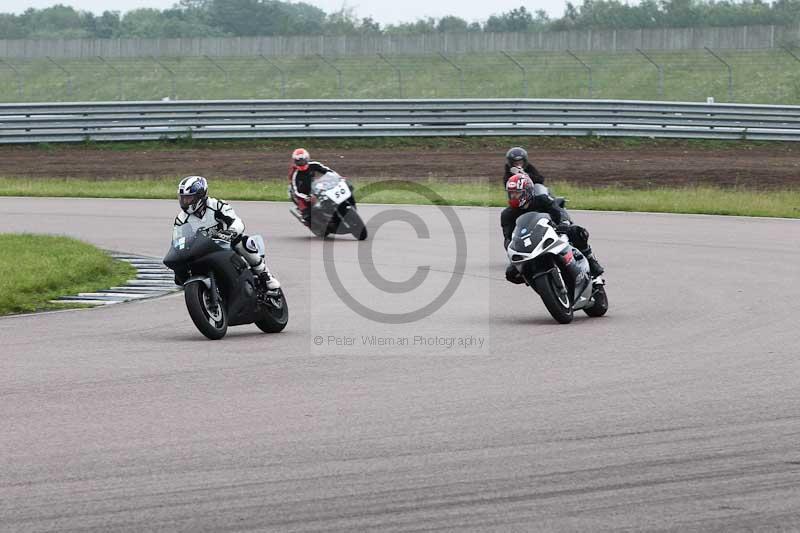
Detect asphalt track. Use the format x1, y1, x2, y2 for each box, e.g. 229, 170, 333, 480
2, 197, 800, 532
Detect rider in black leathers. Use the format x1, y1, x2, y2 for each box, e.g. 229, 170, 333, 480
503, 146, 545, 186
501, 172, 605, 284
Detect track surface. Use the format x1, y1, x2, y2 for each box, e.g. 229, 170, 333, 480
2, 197, 800, 531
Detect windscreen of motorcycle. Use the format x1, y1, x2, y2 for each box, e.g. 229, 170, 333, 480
172, 223, 197, 250
311, 172, 343, 194
512, 212, 552, 251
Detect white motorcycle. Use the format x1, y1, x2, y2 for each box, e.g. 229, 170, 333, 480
290, 171, 367, 240
507, 211, 608, 324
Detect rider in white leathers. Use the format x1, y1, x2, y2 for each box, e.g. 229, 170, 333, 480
173, 175, 280, 290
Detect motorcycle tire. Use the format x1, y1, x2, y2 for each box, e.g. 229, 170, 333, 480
255, 287, 289, 333
185, 282, 228, 340
532, 265, 574, 324
342, 208, 368, 241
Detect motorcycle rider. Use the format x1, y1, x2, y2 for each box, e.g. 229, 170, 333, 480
288, 148, 334, 223
501, 172, 605, 284
173, 175, 281, 290
503, 146, 545, 186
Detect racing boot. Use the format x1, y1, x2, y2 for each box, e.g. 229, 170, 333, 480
253, 260, 281, 290
582, 246, 605, 278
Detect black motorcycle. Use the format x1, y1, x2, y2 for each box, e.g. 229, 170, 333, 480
290, 171, 367, 240
506, 211, 608, 324
164, 225, 288, 340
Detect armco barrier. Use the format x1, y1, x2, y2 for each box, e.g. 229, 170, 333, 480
1, 99, 799, 144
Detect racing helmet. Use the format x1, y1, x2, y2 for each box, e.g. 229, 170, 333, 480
506, 173, 534, 209
506, 146, 528, 168
178, 175, 208, 215
292, 148, 310, 171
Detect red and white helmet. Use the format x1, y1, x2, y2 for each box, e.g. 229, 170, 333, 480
506, 173, 534, 209
292, 148, 310, 170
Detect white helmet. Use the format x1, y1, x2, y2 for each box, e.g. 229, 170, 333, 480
178, 175, 208, 215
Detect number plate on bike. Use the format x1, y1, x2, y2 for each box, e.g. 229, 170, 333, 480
323, 183, 351, 204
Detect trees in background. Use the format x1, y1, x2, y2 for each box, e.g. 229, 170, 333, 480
2, 0, 800, 39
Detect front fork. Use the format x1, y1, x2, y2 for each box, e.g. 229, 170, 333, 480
526, 262, 569, 301
207, 272, 219, 309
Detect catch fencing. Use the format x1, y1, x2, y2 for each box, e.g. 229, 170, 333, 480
2, 24, 800, 59
1, 99, 799, 144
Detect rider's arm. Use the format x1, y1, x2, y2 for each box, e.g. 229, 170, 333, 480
525, 163, 545, 184
500, 207, 517, 249
308, 162, 333, 176
290, 168, 310, 200
209, 198, 245, 235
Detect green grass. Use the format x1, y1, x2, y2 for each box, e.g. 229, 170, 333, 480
0, 49, 799, 104
1, 176, 798, 218
0, 234, 136, 315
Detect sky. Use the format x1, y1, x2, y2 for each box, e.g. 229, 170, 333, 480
5, 0, 571, 24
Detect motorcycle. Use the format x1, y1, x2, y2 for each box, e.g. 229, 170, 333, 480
163, 225, 288, 340
506, 211, 608, 324
290, 171, 368, 240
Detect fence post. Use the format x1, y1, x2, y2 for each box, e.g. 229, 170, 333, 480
437, 51, 464, 97
259, 54, 287, 98
704, 46, 733, 101
500, 50, 527, 97
97, 56, 123, 100
636, 48, 664, 99
150, 56, 176, 100
203, 54, 230, 97
46, 56, 74, 98
566, 49, 593, 98
316, 53, 343, 97
377, 53, 402, 98
0, 58, 24, 99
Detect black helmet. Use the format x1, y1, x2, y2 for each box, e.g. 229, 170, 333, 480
506, 147, 528, 167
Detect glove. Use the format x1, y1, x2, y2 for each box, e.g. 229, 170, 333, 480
208, 228, 234, 240
556, 222, 572, 234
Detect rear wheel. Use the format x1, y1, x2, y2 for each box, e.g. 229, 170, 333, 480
583, 284, 609, 317
184, 282, 227, 340
255, 287, 289, 333
532, 266, 574, 324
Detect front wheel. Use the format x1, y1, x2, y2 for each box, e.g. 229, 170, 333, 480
184, 282, 228, 340
532, 267, 574, 324
255, 287, 289, 333
583, 284, 609, 317
341, 207, 367, 240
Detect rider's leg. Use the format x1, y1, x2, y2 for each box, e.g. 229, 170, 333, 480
297, 196, 311, 222
567, 225, 605, 278
233, 236, 281, 289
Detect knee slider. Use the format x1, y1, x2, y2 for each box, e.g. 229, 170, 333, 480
243, 235, 260, 254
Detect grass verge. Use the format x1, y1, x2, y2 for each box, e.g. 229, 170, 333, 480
0, 234, 137, 315
1, 177, 798, 219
